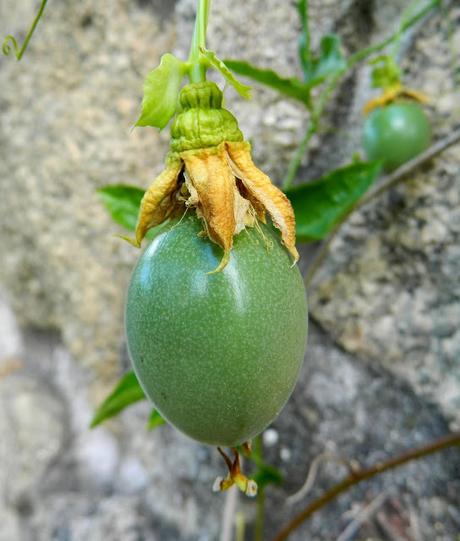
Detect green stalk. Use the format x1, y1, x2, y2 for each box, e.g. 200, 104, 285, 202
282, 74, 339, 190
347, 0, 439, 69
188, 0, 211, 83
2, 0, 48, 60
282, 124, 315, 190
297, 0, 311, 77
282, 0, 438, 188
253, 434, 265, 541
390, 0, 419, 60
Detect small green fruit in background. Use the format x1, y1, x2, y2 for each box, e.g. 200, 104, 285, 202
363, 102, 431, 171
125, 215, 308, 447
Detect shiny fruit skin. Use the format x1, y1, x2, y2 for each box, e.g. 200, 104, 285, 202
363, 102, 431, 171
125, 215, 308, 446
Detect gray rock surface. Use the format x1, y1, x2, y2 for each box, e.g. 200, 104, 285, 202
259, 324, 460, 540
0, 0, 175, 384
0, 506, 21, 541
309, 7, 460, 429
0, 0, 459, 540
0, 373, 66, 506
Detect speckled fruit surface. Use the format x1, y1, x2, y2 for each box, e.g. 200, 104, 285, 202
363, 102, 431, 171
125, 214, 308, 446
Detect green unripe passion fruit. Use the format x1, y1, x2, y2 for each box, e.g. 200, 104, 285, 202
125, 215, 308, 446
363, 102, 431, 171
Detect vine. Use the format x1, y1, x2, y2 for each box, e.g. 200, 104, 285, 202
273, 431, 460, 541
2, 0, 48, 60
280, 0, 440, 189
2, 0, 458, 540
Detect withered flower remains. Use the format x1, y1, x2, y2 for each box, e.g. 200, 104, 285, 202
130, 81, 298, 271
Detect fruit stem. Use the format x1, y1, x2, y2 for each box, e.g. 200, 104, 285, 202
297, 0, 312, 78
281, 0, 438, 188
254, 434, 266, 541
188, 0, 211, 83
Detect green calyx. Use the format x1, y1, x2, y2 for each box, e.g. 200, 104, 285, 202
369, 55, 401, 91
169, 81, 244, 155
179, 80, 224, 109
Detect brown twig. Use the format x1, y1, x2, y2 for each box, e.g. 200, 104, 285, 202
304, 126, 460, 288
272, 431, 460, 541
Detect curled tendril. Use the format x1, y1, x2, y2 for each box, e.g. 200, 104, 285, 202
2, 0, 48, 61
2, 35, 20, 59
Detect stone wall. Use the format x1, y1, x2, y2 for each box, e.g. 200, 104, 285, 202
0, 0, 459, 539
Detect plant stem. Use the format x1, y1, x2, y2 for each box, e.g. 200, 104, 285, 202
188, 0, 211, 83
282, 74, 340, 190
390, 0, 419, 60
255, 486, 266, 541
235, 512, 246, 541
273, 431, 460, 541
2, 0, 48, 60
282, 124, 315, 191
347, 0, 439, 69
297, 0, 311, 76
304, 125, 460, 288
253, 435, 265, 541
282, 0, 439, 188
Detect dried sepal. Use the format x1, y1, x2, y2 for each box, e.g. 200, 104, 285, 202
126, 80, 300, 271
399, 88, 430, 105
226, 141, 299, 262
127, 160, 182, 247
363, 85, 430, 115
181, 146, 236, 272
214, 447, 258, 497
236, 180, 266, 223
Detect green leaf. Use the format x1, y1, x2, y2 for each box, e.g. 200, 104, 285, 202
97, 185, 145, 231
286, 161, 382, 242
147, 409, 166, 430
252, 461, 283, 489
303, 34, 346, 87
199, 48, 251, 99
223, 59, 311, 106
135, 53, 186, 129
90, 371, 147, 428
97, 184, 173, 241
239, 439, 283, 490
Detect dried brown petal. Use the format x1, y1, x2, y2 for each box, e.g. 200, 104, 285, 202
181, 145, 236, 271
133, 161, 182, 246
226, 141, 299, 262
236, 179, 266, 223
363, 86, 430, 114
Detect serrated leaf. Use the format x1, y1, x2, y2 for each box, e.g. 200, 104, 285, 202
303, 34, 346, 87
135, 53, 186, 129
90, 371, 147, 428
147, 409, 166, 430
286, 161, 382, 242
199, 48, 251, 99
97, 185, 145, 231
223, 59, 310, 106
